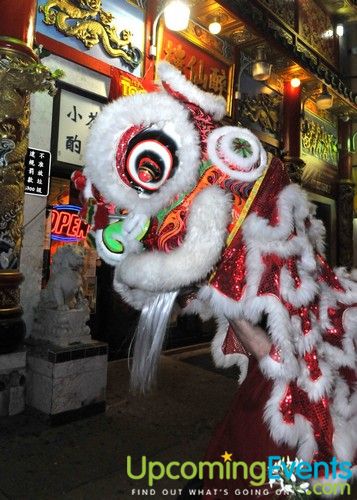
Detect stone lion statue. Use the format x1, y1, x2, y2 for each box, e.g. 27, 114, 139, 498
40, 245, 86, 310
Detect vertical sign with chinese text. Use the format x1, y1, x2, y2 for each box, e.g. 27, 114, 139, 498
51, 81, 108, 176
56, 89, 103, 167
24, 148, 51, 196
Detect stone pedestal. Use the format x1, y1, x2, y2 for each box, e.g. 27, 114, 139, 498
31, 307, 92, 347
0, 350, 26, 416
26, 340, 108, 424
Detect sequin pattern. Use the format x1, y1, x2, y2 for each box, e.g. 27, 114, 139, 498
304, 348, 322, 381
280, 383, 333, 463
222, 326, 249, 356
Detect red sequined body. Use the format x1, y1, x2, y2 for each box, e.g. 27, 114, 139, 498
206, 158, 354, 468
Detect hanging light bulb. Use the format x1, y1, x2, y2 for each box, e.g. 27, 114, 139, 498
150, 0, 191, 57
208, 19, 222, 35
336, 24, 344, 37
291, 77, 301, 88
164, 1, 190, 32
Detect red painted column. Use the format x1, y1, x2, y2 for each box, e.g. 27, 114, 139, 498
282, 80, 305, 183
337, 119, 354, 268
0, 0, 37, 58
282, 80, 302, 158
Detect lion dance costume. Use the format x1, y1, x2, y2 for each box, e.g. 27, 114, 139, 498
73, 63, 356, 494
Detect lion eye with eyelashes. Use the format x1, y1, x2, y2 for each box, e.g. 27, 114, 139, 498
121, 129, 179, 194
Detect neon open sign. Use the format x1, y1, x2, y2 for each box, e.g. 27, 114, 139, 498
51, 205, 90, 242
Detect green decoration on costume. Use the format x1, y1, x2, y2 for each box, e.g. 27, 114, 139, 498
232, 138, 253, 158
102, 218, 150, 254
157, 161, 213, 226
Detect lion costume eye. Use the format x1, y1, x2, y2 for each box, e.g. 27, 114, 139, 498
122, 129, 178, 194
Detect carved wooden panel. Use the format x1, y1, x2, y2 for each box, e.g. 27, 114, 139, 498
298, 0, 336, 66
259, 0, 296, 28
301, 113, 338, 166
238, 93, 282, 137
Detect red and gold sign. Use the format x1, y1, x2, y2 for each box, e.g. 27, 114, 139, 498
120, 74, 146, 96
159, 29, 234, 116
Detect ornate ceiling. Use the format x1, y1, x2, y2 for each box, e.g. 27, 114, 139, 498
189, 0, 356, 117
314, 0, 357, 21
190, 0, 259, 46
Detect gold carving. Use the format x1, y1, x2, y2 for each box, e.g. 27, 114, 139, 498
180, 20, 234, 64
337, 181, 354, 268
0, 51, 60, 270
0, 271, 23, 316
0, 50, 60, 342
39, 0, 142, 70
259, 0, 295, 28
238, 93, 281, 135
283, 157, 306, 185
231, 26, 258, 45
301, 118, 338, 166
299, 0, 336, 65
0, 286, 20, 310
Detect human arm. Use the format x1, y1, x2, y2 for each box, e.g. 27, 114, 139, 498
227, 318, 272, 361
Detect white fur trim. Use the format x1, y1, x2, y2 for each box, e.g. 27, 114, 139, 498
331, 408, 357, 462
243, 184, 309, 243
84, 91, 200, 216
259, 354, 288, 380
306, 213, 326, 255
280, 264, 318, 308
181, 297, 214, 322
115, 185, 232, 292
331, 377, 357, 421
290, 316, 322, 356
112, 281, 158, 311
297, 357, 334, 402
84, 179, 93, 200
207, 126, 267, 181
199, 180, 357, 463
158, 61, 226, 120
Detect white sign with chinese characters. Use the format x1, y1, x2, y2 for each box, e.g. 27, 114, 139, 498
57, 89, 103, 167
24, 148, 51, 197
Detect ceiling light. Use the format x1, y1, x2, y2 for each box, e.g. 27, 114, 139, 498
251, 48, 272, 81
290, 77, 301, 88
322, 29, 334, 39
164, 1, 190, 32
208, 20, 222, 35
315, 85, 333, 110
150, 1, 191, 58
336, 24, 344, 37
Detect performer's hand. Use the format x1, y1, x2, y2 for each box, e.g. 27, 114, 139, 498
228, 318, 272, 360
